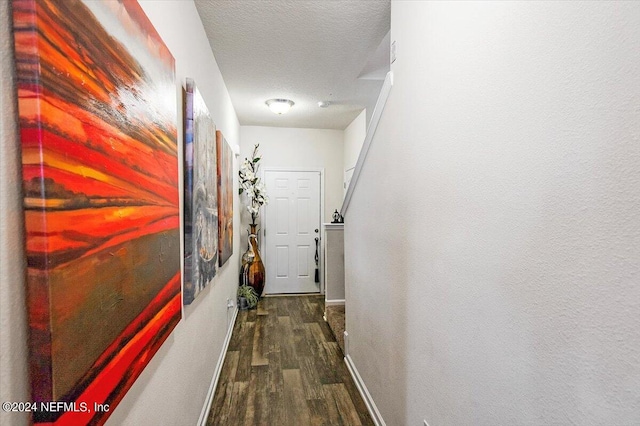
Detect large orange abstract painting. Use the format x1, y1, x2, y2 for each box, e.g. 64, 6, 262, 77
12, 0, 181, 424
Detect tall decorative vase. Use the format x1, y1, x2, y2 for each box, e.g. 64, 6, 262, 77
239, 229, 251, 285
246, 224, 265, 296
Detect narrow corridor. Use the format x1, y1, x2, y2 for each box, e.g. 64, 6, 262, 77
207, 296, 373, 425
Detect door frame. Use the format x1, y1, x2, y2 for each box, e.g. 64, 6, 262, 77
261, 167, 325, 295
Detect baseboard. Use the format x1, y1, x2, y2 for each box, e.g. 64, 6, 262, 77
344, 354, 386, 426
197, 307, 238, 426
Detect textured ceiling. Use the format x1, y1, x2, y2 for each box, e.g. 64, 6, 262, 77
194, 0, 390, 130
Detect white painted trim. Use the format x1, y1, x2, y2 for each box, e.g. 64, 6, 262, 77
323, 223, 344, 230
341, 71, 393, 217
345, 354, 386, 426
344, 331, 349, 356
197, 307, 238, 426
325, 298, 345, 306
262, 167, 325, 295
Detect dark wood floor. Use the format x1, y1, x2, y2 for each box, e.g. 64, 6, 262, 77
206, 295, 374, 426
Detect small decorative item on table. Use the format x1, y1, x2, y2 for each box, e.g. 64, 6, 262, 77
331, 209, 344, 223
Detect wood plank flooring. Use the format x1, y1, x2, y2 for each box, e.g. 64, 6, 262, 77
207, 295, 374, 426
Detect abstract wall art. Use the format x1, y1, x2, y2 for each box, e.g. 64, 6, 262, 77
12, 0, 181, 424
216, 130, 234, 267
184, 78, 218, 304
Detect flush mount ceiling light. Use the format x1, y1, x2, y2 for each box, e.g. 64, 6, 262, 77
317, 101, 331, 108
265, 98, 294, 114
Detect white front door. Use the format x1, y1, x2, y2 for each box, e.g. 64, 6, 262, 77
264, 170, 321, 294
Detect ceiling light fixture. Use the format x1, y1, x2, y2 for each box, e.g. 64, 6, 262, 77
317, 101, 331, 108
265, 98, 294, 114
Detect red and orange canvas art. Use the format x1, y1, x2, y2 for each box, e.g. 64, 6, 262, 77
12, 0, 181, 424
216, 130, 234, 267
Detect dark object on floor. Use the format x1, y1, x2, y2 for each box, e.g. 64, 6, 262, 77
237, 285, 259, 310
238, 296, 249, 310
325, 304, 345, 355
208, 296, 373, 425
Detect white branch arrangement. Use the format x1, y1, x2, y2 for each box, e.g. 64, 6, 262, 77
238, 144, 268, 226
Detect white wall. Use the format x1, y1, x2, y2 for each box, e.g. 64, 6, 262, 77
1, 1, 29, 425
344, 109, 367, 172
345, 1, 640, 425
240, 126, 344, 224
0, 1, 241, 425
324, 226, 345, 302
343, 110, 366, 198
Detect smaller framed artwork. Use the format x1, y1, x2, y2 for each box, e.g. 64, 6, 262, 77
216, 130, 234, 267
183, 78, 218, 305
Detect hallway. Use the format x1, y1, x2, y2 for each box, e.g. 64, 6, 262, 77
2, 2, 639, 425
207, 296, 373, 425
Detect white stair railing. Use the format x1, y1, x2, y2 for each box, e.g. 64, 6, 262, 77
341, 71, 394, 217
